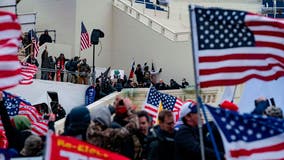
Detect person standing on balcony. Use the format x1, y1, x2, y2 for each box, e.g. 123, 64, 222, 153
78, 58, 91, 84
39, 30, 52, 46
56, 53, 68, 82
41, 46, 50, 80
135, 64, 143, 86
26, 53, 39, 67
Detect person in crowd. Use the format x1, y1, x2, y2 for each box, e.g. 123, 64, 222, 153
26, 53, 39, 78
22, 32, 31, 56
112, 78, 123, 92
62, 106, 91, 141
251, 97, 270, 115
155, 79, 168, 90
135, 64, 144, 85
78, 58, 91, 85
175, 101, 224, 160
87, 98, 141, 159
169, 79, 182, 89
26, 54, 39, 67
0, 93, 33, 155
20, 135, 43, 157
146, 110, 175, 160
48, 56, 56, 80
65, 56, 81, 83
33, 103, 49, 117
143, 65, 151, 87
56, 53, 68, 82
0, 92, 55, 157
265, 105, 283, 118
50, 101, 66, 121
41, 46, 50, 80
181, 78, 189, 88
137, 110, 152, 160
39, 30, 52, 46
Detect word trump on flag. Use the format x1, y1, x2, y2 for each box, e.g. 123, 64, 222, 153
45, 133, 129, 160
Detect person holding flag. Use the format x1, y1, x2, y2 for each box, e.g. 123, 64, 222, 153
174, 102, 224, 160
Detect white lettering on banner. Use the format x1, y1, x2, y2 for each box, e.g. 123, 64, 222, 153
60, 150, 102, 160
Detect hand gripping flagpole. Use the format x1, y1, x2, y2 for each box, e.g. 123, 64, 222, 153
189, 5, 205, 160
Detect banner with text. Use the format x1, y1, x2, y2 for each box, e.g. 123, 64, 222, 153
45, 133, 129, 160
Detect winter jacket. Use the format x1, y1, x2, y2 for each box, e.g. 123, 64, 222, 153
146, 126, 175, 160
175, 124, 223, 160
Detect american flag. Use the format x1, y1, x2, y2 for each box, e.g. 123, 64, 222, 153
80, 22, 92, 51
30, 29, 40, 57
2, 91, 48, 136
128, 61, 135, 79
206, 104, 284, 159
19, 62, 38, 85
143, 87, 183, 123
0, 11, 23, 90
190, 6, 284, 88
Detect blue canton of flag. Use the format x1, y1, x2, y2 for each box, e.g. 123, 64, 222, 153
161, 93, 180, 111
206, 104, 284, 159
3, 94, 19, 116
143, 87, 183, 123
195, 8, 255, 50
190, 6, 284, 88
3, 91, 31, 116
146, 87, 162, 107
2, 91, 30, 116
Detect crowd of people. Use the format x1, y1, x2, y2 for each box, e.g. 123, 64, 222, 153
1, 88, 283, 159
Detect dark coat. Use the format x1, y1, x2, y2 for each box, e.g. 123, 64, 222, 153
135, 68, 143, 84
175, 124, 222, 160
39, 34, 52, 46
146, 126, 175, 160
26, 57, 39, 67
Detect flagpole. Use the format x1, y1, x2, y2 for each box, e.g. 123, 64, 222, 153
189, 5, 205, 160
231, 85, 237, 103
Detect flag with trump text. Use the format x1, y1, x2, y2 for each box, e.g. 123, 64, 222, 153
80, 22, 92, 51
190, 6, 284, 88
2, 91, 48, 136
206, 104, 284, 159
143, 87, 183, 123
0, 11, 23, 90
45, 133, 130, 160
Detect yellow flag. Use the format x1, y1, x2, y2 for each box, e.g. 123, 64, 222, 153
155, 100, 163, 125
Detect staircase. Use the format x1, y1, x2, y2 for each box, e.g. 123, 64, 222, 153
113, 0, 262, 41
113, 0, 190, 41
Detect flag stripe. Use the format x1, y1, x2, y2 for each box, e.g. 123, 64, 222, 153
143, 87, 183, 123
1, 92, 48, 136
253, 31, 284, 38
80, 22, 91, 51
19, 62, 37, 85
0, 11, 22, 90
200, 63, 284, 74
230, 141, 284, 157
0, 22, 21, 31
207, 104, 284, 160
200, 54, 284, 63
192, 7, 284, 88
